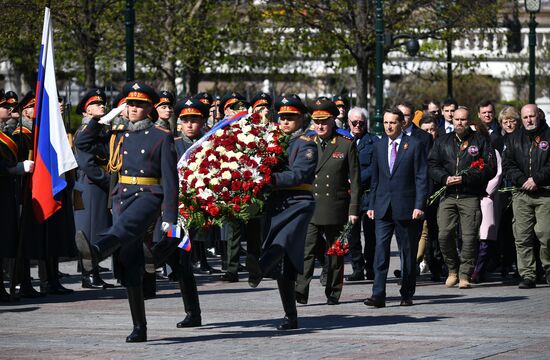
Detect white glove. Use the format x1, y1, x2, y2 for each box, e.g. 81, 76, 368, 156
23, 160, 35, 173
99, 103, 126, 125
161, 222, 171, 233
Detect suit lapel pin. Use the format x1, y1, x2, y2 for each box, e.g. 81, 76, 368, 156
403, 142, 409, 150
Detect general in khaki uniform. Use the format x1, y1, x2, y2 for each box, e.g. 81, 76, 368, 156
295, 98, 361, 305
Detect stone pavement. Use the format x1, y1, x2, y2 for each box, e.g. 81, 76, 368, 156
1, 253, 549, 360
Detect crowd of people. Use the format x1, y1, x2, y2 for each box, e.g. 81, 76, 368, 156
1, 84, 549, 342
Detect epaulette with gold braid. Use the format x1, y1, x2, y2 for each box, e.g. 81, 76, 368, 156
300, 135, 315, 142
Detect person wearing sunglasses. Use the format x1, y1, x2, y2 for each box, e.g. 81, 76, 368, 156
345, 107, 379, 283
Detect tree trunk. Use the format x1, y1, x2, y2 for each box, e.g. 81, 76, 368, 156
84, 53, 96, 88
355, 57, 369, 109
187, 67, 202, 96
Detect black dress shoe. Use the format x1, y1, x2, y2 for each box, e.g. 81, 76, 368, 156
518, 278, 536, 289
400, 298, 413, 306
205, 266, 222, 275
126, 326, 147, 342
364, 296, 385, 308
176, 314, 202, 328
82, 276, 104, 289
326, 296, 339, 305
98, 265, 110, 273
277, 316, 298, 330
295, 293, 308, 305
57, 271, 70, 278
219, 272, 239, 282
346, 271, 365, 282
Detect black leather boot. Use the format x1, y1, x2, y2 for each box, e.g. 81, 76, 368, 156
76, 231, 119, 272
18, 260, 45, 298
126, 286, 147, 342
276, 279, 298, 330
176, 277, 201, 328
40, 258, 73, 295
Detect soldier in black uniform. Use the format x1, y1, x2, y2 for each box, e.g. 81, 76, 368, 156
155, 90, 174, 130
218, 92, 258, 282
246, 94, 317, 330
75, 82, 179, 342
73, 88, 114, 289
251, 92, 273, 121
0, 90, 18, 135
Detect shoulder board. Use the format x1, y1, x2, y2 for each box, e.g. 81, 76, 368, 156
154, 125, 171, 133
299, 135, 315, 142
0, 131, 18, 161
336, 127, 353, 140
12, 126, 32, 135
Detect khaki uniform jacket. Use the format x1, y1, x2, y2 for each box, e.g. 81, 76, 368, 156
311, 132, 361, 225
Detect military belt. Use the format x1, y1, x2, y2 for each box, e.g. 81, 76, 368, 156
278, 184, 313, 192
119, 175, 160, 185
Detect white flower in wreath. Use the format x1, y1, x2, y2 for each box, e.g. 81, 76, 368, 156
215, 146, 227, 155
188, 162, 199, 172
242, 124, 252, 133
227, 162, 239, 170
221, 170, 232, 180
187, 174, 196, 183
210, 178, 220, 186
198, 187, 215, 201
202, 141, 213, 150
215, 129, 225, 137
208, 154, 217, 162
196, 178, 205, 188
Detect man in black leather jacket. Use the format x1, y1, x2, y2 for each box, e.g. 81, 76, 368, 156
502, 104, 550, 289
428, 107, 496, 289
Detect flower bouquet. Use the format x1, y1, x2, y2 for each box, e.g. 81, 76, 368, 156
178, 112, 289, 229
326, 222, 354, 256
428, 158, 485, 205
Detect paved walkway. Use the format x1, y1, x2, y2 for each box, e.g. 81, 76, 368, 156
1, 253, 549, 360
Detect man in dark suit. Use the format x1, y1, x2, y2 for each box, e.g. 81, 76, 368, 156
397, 101, 433, 153
295, 98, 361, 305
478, 100, 502, 146
364, 107, 429, 308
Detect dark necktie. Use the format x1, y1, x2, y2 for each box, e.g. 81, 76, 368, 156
320, 140, 327, 151
389, 141, 397, 174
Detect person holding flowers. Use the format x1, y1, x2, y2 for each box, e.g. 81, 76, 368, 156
428, 107, 496, 289
246, 94, 317, 330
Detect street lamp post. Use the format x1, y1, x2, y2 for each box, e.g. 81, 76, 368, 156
373, 0, 385, 136
125, 0, 135, 82
525, 0, 541, 103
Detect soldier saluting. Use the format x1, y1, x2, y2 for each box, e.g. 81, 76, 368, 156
75, 82, 178, 343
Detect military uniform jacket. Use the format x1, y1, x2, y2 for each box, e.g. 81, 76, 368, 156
75, 118, 178, 224
311, 131, 361, 225
265, 131, 318, 275
0, 130, 18, 257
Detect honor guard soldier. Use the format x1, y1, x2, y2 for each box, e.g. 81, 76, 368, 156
295, 97, 361, 305
73, 88, 114, 289
75, 82, 179, 342
246, 94, 317, 330
251, 92, 273, 121
155, 90, 174, 130
218, 91, 259, 282
0, 124, 25, 301
0, 90, 18, 134
332, 95, 349, 129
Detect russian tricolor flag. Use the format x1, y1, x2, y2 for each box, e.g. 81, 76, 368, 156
31, 7, 77, 222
